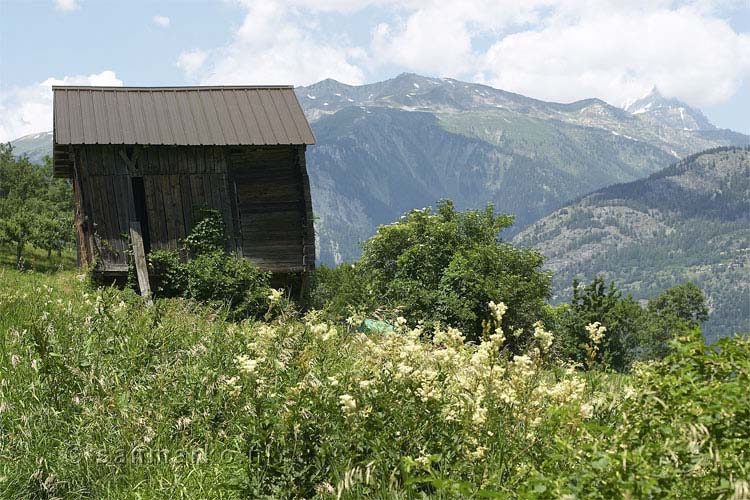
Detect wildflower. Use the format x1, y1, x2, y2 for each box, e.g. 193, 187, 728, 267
586, 322, 606, 346
268, 288, 284, 303
236, 354, 258, 376
175, 416, 192, 431
339, 394, 357, 414
490, 327, 505, 347
472, 405, 487, 425
512, 354, 535, 378
533, 321, 553, 352
222, 376, 242, 398
468, 446, 487, 460
488, 301, 507, 324
327, 376, 339, 386
580, 402, 594, 419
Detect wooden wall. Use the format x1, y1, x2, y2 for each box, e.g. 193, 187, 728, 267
227, 145, 314, 273
73, 143, 314, 276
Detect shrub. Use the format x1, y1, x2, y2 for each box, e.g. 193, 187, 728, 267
148, 210, 272, 319
555, 277, 643, 371
346, 200, 551, 344
308, 263, 368, 318
523, 329, 750, 499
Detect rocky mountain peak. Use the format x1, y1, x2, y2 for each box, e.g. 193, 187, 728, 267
624, 86, 715, 131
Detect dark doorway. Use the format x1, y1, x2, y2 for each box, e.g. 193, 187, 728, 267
131, 177, 151, 253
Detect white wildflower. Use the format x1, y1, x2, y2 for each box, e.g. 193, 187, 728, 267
236, 354, 259, 376
268, 288, 284, 303
586, 322, 606, 346
580, 402, 594, 419
339, 394, 357, 414
533, 321, 553, 352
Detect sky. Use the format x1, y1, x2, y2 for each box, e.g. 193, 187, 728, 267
1, 0, 749, 141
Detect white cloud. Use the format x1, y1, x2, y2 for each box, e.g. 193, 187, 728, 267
176, 49, 208, 78
477, 6, 750, 107
0, 71, 122, 142
153, 15, 171, 28
176, 0, 749, 108
54, 0, 80, 12
178, 0, 366, 86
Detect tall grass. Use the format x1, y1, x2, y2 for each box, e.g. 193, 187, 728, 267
1, 266, 747, 499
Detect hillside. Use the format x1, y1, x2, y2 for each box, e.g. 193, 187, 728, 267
514, 147, 750, 342
8, 131, 53, 164
9, 74, 749, 265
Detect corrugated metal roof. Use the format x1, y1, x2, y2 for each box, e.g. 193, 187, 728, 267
53, 86, 316, 146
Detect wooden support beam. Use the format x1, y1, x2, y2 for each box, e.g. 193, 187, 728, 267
129, 221, 153, 306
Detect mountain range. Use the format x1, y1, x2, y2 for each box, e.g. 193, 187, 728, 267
514, 146, 750, 342
294, 73, 748, 264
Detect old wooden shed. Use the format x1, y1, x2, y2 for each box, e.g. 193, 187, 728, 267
52, 85, 316, 282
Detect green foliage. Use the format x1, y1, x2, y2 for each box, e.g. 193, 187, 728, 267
148, 210, 272, 319
183, 208, 226, 255
308, 263, 367, 317
328, 200, 551, 343
555, 277, 712, 370
552, 277, 642, 371
2, 267, 747, 499
648, 281, 709, 327
522, 329, 750, 499
0, 144, 73, 268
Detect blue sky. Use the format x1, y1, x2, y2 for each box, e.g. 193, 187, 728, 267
1, 0, 749, 141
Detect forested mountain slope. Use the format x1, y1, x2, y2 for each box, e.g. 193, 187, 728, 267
514, 147, 750, 342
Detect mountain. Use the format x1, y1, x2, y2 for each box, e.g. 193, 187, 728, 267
624, 86, 715, 131
514, 147, 750, 342
297, 73, 748, 263
8, 131, 53, 164
7, 74, 749, 266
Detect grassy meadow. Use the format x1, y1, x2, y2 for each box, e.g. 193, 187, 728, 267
1, 256, 748, 499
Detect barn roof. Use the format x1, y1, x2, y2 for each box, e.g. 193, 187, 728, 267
52, 86, 316, 147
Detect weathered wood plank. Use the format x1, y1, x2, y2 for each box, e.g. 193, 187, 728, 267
160, 175, 177, 250
144, 176, 167, 251
190, 174, 206, 215
129, 221, 153, 305
179, 174, 194, 236
168, 173, 186, 245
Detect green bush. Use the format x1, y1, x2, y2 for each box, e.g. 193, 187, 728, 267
308, 263, 368, 317
554, 277, 712, 371
318, 200, 551, 344
148, 210, 272, 319
521, 329, 750, 499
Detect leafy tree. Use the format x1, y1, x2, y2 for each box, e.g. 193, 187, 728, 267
0, 145, 73, 267
638, 282, 709, 360
557, 276, 643, 371
354, 200, 551, 344
0, 145, 45, 267
647, 282, 708, 327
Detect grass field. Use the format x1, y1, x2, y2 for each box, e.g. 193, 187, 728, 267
0, 258, 747, 499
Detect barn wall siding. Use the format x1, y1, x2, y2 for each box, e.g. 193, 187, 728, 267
74, 143, 313, 276
228, 146, 309, 272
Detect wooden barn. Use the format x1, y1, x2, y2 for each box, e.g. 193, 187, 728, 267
52, 85, 316, 285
